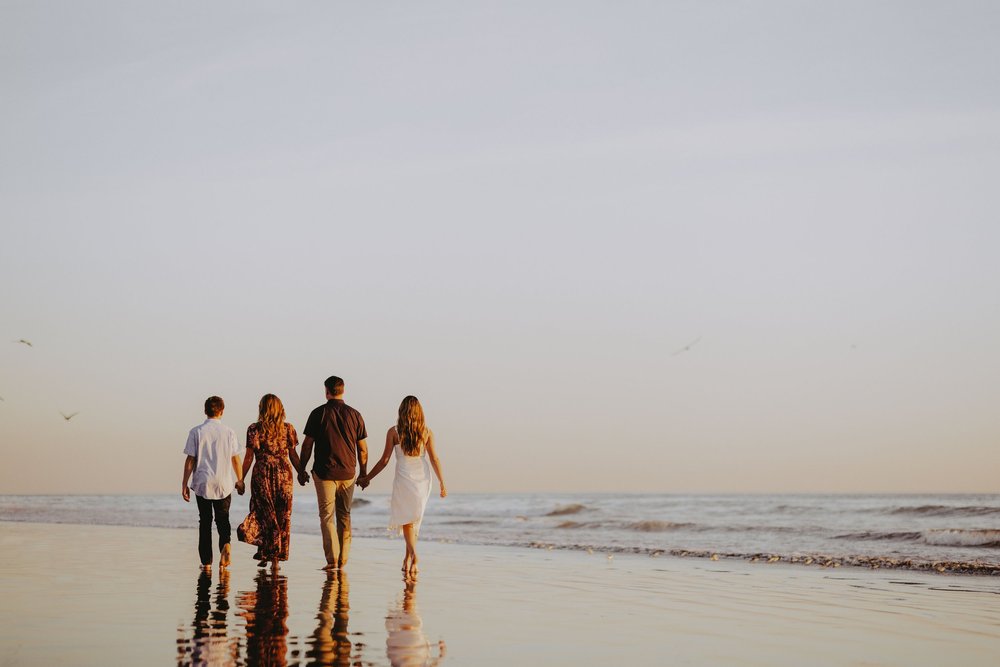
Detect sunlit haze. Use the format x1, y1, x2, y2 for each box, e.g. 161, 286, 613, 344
2, 1, 998, 494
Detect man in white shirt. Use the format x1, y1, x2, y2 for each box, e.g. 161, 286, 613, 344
182, 396, 245, 570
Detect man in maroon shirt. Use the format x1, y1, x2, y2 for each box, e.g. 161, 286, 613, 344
298, 376, 368, 570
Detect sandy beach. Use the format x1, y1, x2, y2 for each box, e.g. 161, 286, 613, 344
0, 522, 997, 665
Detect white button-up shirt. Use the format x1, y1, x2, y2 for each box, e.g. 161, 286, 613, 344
184, 418, 243, 499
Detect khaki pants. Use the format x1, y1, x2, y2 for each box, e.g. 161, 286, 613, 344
313, 474, 355, 566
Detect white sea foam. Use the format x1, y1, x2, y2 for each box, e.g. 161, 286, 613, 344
923, 528, 1000, 548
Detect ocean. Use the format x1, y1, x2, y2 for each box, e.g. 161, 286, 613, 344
1, 493, 998, 574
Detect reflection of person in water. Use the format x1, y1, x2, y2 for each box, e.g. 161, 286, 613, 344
386, 577, 446, 667
305, 570, 353, 666
237, 571, 290, 667
179, 569, 237, 666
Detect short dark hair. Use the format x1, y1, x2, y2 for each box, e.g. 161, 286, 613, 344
324, 376, 345, 396
204, 396, 225, 417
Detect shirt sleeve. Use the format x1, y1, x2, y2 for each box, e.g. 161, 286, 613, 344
356, 413, 368, 441
184, 429, 198, 457
303, 407, 322, 439
245, 424, 258, 451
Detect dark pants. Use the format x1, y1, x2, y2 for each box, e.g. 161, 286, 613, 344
196, 494, 232, 566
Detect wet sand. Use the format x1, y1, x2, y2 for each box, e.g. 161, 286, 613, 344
0, 521, 998, 665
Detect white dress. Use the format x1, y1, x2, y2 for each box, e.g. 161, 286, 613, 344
388, 430, 433, 535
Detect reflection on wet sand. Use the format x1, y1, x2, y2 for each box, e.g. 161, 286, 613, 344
386, 577, 446, 667
237, 570, 290, 666
177, 569, 238, 666
304, 570, 358, 666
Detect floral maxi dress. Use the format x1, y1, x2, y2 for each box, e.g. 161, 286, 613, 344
239, 422, 298, 561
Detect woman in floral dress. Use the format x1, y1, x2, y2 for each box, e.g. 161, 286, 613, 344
239, 394, 301, 571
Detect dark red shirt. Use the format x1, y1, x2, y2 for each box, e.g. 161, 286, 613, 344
303, 399, 367, 481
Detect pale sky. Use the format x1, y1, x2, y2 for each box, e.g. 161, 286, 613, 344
1, 1, 998, 494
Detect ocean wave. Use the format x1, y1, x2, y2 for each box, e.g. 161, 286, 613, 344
835, 531, 923, 542
627, 520, 696, 532
520, 542, 1000, 575
553, 519, 695, 531
923, 529, 1000, 548
889, 505, 1000, 517
546, 503, 588, 516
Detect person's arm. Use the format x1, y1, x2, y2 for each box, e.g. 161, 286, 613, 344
181, 455, 195, 502
425, 430, 447, 498
287, 425, 302, 477
358, 429, 394, 488
357, 438, 368, 478
237, 449, 252, 495
298, 436, 313, 486
232, 455, 245, 495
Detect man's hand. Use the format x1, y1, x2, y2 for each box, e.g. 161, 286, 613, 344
182, 485, 190, 502
236, 480, 246, 495
356, 476, 369, 490
297, 469, 310, 486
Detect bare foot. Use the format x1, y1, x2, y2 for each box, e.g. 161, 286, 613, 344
322, 563, 339, 571
220, 543, 231, 568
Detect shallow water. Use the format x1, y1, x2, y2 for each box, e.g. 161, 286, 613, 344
2, 493, 999, 572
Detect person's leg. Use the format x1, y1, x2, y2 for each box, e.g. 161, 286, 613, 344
313, 474, 339, 567
402, 523, 418, 575
334, 480, 354, 568
215, 496, 232, 567
196, 495, 214, 567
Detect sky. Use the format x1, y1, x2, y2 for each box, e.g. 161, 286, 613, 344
1, 1, 999, 494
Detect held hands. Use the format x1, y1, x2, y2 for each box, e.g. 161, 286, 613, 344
297, 469, 310, 486
356, 476, 370, 490
235, 480, 246, 496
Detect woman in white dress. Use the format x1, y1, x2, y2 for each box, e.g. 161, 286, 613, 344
357, 396, 446, 576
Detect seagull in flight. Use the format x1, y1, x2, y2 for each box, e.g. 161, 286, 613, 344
60, 411, 79, 421
671, 335, 702, 356
16, 339, 33, 347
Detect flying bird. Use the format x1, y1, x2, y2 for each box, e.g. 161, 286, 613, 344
16, 339, 33, 347
671, 335, 702, 356
60, 411, 79, 421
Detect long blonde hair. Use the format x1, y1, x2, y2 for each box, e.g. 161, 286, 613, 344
258, 394, 286, 443
396, 395, 427, 456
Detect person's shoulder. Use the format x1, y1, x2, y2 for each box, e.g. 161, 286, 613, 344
219, 422, 238, 437
345, 403, 364, 419
386, 425, 397, 437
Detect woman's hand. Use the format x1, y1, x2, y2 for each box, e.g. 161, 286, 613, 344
356, 476, 370, 490
440, 484, 447, 498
